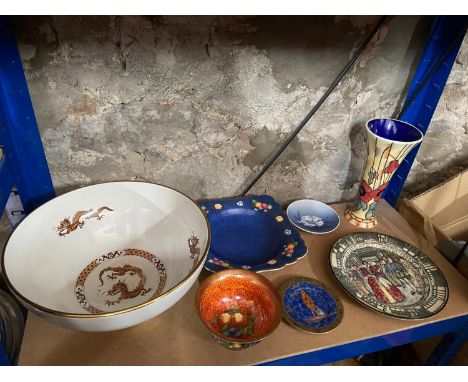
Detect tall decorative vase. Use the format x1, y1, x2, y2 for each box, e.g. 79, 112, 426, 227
344, 118, 423, 228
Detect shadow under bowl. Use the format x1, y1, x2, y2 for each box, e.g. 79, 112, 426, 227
196, 269, 282, 350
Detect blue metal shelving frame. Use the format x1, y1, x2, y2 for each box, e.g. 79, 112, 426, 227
0, 15, 467, 366
0, 16, 55, 366
384, 16, 468, 206
259, 316, 468, 366
0, 16, 55, 215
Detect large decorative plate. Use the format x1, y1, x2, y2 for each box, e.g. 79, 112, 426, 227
279, 277, 343, 333
199, 195, 308, 272
330, 232, 448, 320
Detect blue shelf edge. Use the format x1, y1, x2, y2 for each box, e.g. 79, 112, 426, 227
258, 314, 468, 365
0, 155, 14, 213
0, 343, 10, 366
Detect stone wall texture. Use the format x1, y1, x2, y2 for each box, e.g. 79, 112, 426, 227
11, 16, 468, 204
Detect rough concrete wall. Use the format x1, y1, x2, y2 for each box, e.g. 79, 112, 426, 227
11, 16, 467, 204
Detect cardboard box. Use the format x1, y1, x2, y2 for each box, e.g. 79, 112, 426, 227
398, 169, 468, 276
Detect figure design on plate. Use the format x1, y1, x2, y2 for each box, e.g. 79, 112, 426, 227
349, 262, 371, 297
352, 252, 425, 304
399, 258, 424, 292
346, 248, 430, 306
54, 206, 113, 237
370, 259, 405, 302
298, 214, 324, 228
98, 264, 152, 306
331, 233, 448, 319
359, 261, 391, 303
358, 259, 408, 304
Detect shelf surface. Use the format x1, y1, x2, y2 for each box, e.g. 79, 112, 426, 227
17, 200, 468, 365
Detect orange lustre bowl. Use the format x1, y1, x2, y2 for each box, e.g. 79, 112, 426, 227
195, 269, 282, 350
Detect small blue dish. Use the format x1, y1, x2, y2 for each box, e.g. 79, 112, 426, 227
199, 195, 308, 273
286, 199, 340, 234
279, 277, 343, 333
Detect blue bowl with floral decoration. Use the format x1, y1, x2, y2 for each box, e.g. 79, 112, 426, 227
199, 195, 308, 272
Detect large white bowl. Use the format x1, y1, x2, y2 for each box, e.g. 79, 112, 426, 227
1, 182, 210, 332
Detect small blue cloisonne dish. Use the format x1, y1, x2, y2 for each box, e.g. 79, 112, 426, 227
198, 195, 308, 273
279, 277, 343, 333
286, 199, 340, 234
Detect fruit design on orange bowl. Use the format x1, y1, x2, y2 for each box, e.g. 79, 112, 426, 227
213, 306, 255, 340
196, 269, 282, 350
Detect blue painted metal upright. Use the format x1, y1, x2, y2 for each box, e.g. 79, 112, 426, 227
0, 16, 51, 366
384, 16, 468, 206
0, 151, 14, 216
0, 16, 55, 214
426, 322, 468, 365
0, 345, 10, 366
